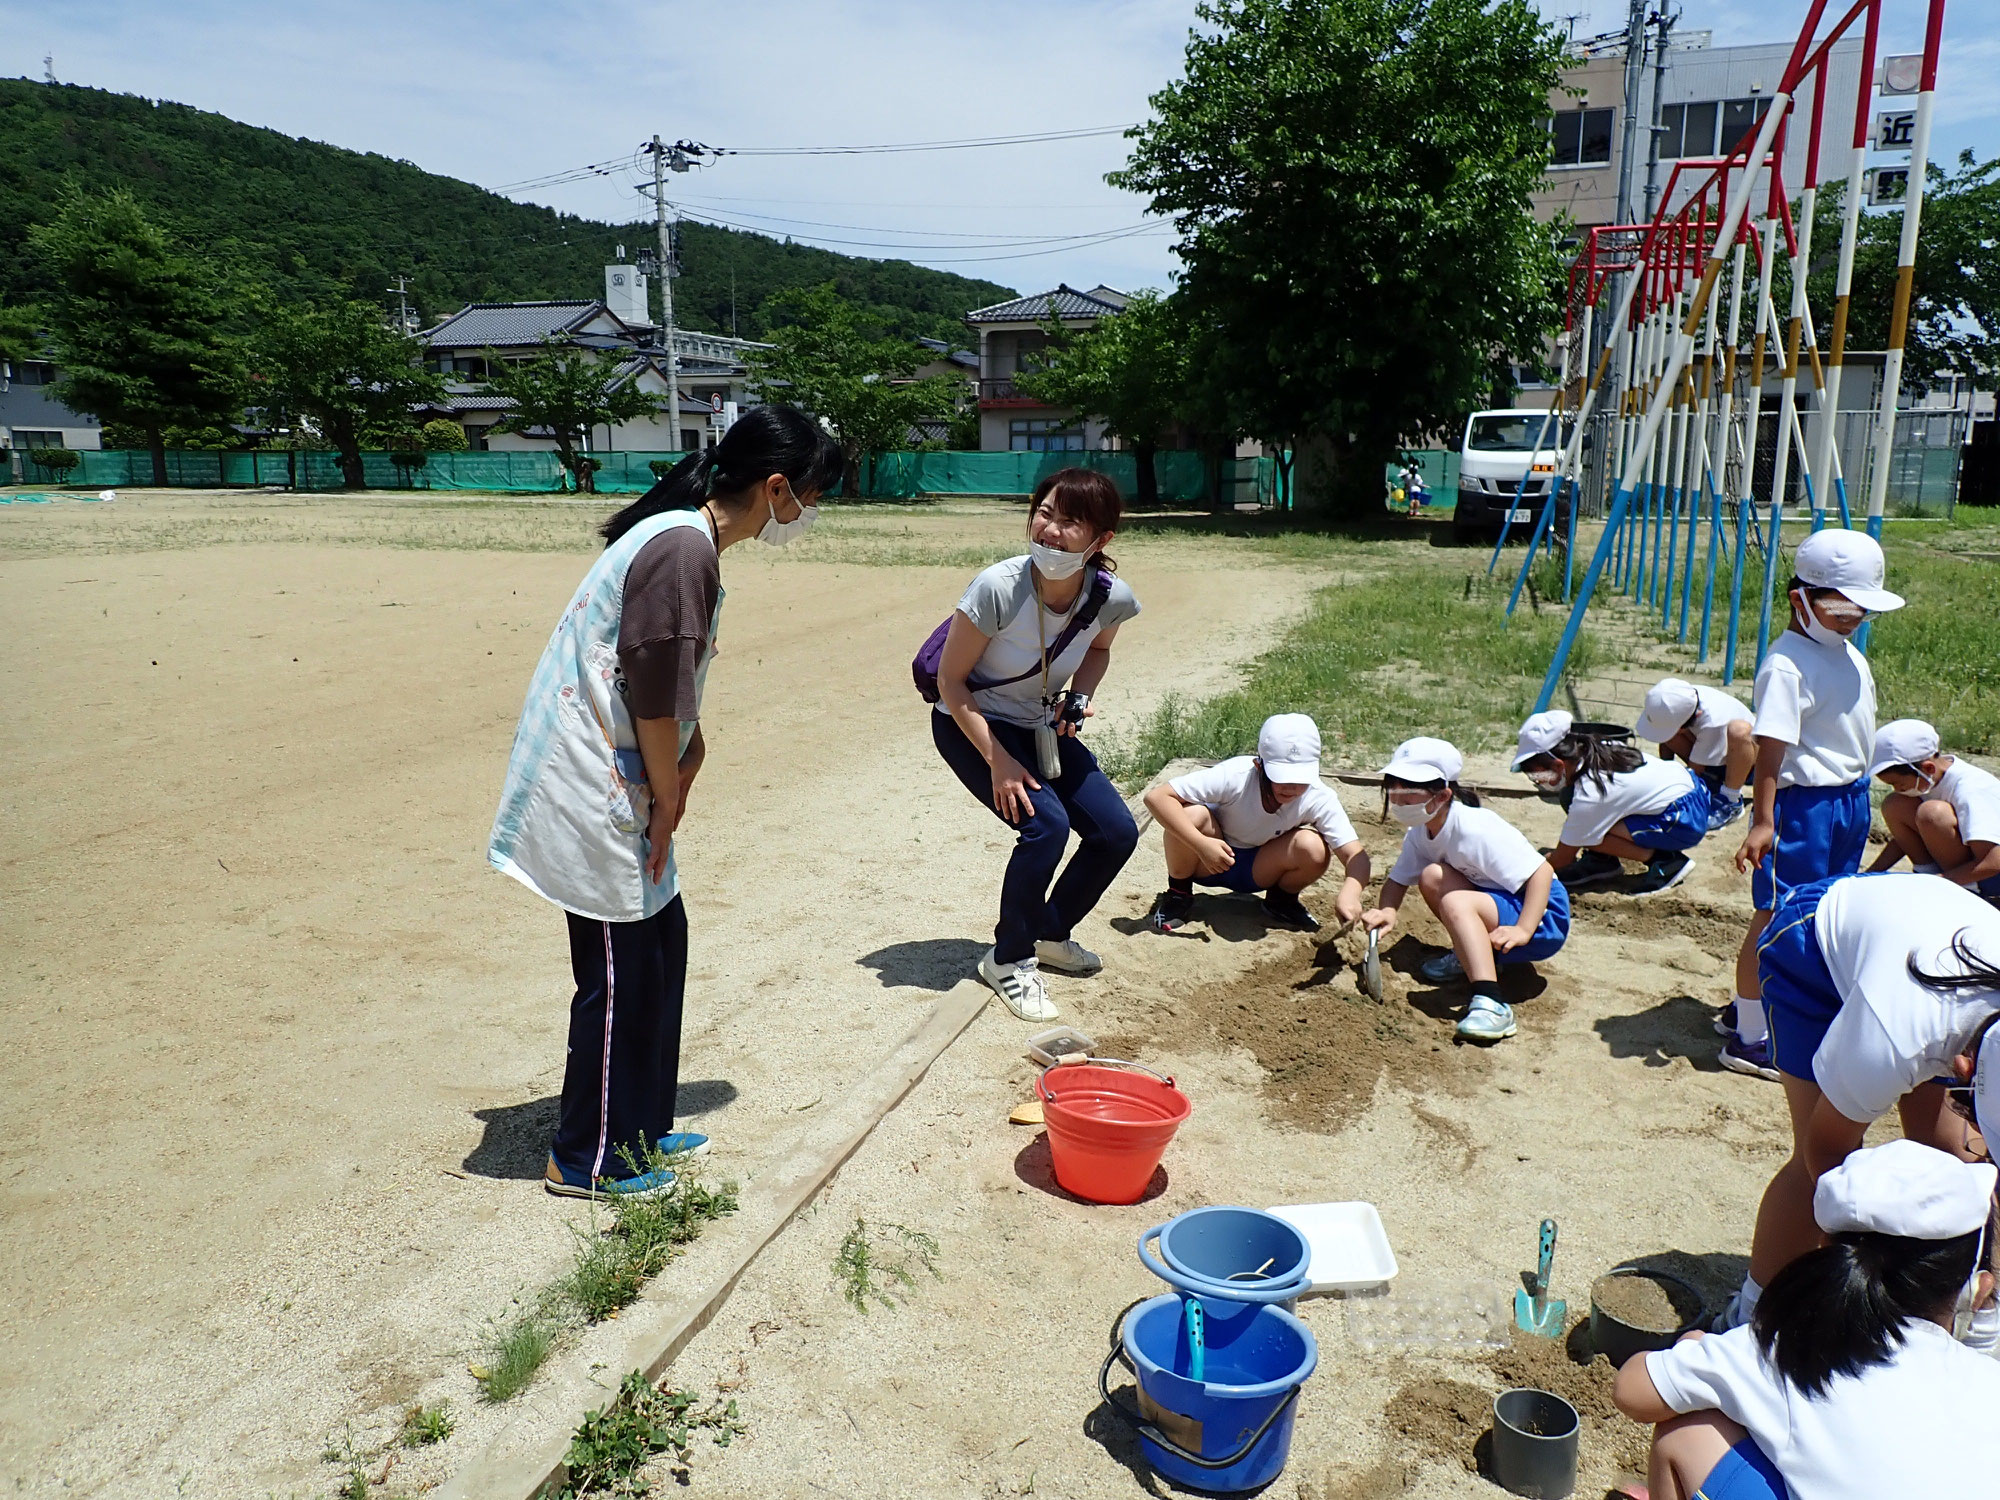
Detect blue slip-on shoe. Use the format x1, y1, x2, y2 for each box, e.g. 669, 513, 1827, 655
1454, 995, 1517, 1043
648, 1132, 710, 1158
544, 1155, 677, 1200
1418, 949, 1465, 984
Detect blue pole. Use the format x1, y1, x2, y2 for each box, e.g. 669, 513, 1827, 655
1696, 485, 1722, 664
1753, 501, 1784, 674
1833, 473, 1852, 530
1631, 476, 1649, 597
1504, 485, 1562, 619
1564, 479, 1578, 603
1723, 499, 1749, 685
1534, 482, 1634, 714
1661, 470, 1682, 629
1487, 407, 1559, 574
1854, 509, 1886, 654
1676, 468, 1699, 642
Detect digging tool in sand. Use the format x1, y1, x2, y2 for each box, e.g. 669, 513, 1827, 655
1362, 928, 1383, 1003
1514, 1219, 1567, 1337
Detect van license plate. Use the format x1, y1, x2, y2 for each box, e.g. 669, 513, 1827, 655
1509, 509, 1533, 523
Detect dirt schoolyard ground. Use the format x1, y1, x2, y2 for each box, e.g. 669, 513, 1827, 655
0, 490, 1934, 1498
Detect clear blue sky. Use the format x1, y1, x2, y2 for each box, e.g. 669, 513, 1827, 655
1, 1, 1993, 300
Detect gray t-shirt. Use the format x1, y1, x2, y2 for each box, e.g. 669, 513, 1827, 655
941, 556, 1140, 727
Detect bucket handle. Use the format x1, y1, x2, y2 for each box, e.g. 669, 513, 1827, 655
1137, 1224, 1311, 1302
1037, 1056, 1175, 1104
1097, 1333, 1301, 1472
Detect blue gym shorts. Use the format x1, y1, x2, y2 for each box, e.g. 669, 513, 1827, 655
1694, 1435, 1789, 1499
1194, 844, 1264, 894
1758, 874, 1852, 1081
1625, 786, 1711, 852
1480, 877, 1571, 964
1752, 780, 1870, 911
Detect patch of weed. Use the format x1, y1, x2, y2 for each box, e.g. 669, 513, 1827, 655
397, 1400, 454, 1447
475, 1295, 569, 1404
558, 1369, 744, 1497
833, 1218, 943, 1312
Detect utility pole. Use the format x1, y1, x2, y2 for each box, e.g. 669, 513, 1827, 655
387, 274, 414, 335
1642, 8, 1678, 223
43, 54, 56, 84
645, 135, 681, 442
1613, 0, 1649, 226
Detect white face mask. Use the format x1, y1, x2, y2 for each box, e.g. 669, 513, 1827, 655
1029, 539, 1090, 580
757, 484, 816, 547
1528, 768, 1569, 793
1793, 589, 1861, 649
1389, 795, 1440, 827
1953, 1221, 1988, 1342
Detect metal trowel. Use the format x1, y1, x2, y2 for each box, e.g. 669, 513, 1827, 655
1362, 928, 1384, 1003
1514, 1218, 1567, 1336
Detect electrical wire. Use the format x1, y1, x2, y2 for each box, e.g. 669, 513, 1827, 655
665, 201, 1160, 244
674, 208, 1166, 263
712, 124, 1135, 156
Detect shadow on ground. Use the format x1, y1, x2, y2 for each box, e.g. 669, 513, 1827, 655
857, 937, 987, 991
1593, 994, 1720, 1070
1014, 1132, 1169, 1205
462, 1079, 740, 1179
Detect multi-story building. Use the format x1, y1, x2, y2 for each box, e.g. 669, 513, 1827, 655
1, 352, 102, 465
964, 284, 1128, 452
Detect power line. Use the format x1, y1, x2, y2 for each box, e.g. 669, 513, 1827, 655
674, 208, 1166, 263
712, 124, 1135, 157
667, 202, 1159, 245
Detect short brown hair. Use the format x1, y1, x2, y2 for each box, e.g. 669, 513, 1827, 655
1027, 467, 1123, 570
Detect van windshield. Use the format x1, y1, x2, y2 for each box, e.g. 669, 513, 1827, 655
1467, 415, 1567, 452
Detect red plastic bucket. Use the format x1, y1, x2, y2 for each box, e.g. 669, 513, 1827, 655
1038, 1059, 1192, 1204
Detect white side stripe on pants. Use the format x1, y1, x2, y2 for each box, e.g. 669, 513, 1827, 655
593, 922, 615, 1179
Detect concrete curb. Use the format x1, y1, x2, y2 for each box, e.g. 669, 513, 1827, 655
436, 987, 991, 1500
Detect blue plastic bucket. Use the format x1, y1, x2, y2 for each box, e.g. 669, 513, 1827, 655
1138, 1207, 1313, 1322
1101, 1293, 1318, 1492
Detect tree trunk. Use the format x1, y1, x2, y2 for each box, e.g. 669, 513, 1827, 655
337, 442, 365, 489
148, 428, 168, 488
842, 445, 863, 500
1292, 431, 1395, 520
1131, 439, 1159, 509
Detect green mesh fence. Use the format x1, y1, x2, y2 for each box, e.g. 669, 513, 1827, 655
863, 449, 1216, 502
1382, 451, 1461, 511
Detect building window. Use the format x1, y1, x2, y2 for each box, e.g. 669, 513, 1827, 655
1549, 107, 1614, 167
12, 429, 64, 449
1659, 97, 1768, 159
9, 360, 54, 386
1009, 418, 1084, 452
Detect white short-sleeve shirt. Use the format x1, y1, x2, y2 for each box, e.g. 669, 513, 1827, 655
1809, 873, 2000, 1122
1752, 632, 1876, 787
946, 557, 1140, 728
1646, 1319, 2000, 1500
1388, 802, 1545, 896
1687, 685, 1754, 767
1168, 757, 1359, 852
1927, 758, 2000, 849
1560, 756, 1698, 848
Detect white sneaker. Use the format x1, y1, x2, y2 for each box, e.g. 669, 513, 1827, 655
1454, 995, 1517, 1042
1035, 938, 1102, 976
979, 949, 1059, 1021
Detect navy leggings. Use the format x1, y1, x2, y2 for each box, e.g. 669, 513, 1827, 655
932, 711, 1140, 963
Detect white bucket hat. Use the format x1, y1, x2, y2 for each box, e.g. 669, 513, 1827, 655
1869, 718, 1942, 777
1381, 736, 1462, 786
1257, 713, 1324, 785
1511, 710, 1574, 770
1634, 679, 1700, 745
1793, 529, 1904, 614
1814, 1138, 1997, 1240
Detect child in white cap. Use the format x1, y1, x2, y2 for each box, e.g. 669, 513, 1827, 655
1360, 736, 1568, 1043
1635, 676, 1755, 831
1512, 709, 1708, 896
1723, 870, 2000, 1333
1614, 1138, 2000, 1500
1730, 530, 1905, 1085
1865, 718, 2000, 904
1144, 713, 1371, 934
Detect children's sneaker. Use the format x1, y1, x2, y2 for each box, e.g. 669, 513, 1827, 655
1630, 850, 1693, 896
1261, 889, 1320, 932
1035, 938, 1102, 976
544, 1156, 676, 1200
1712, 1001, 1738, 1038
1719, 1034, 1781, 1082
648, 1132, 710, 1158
1148, 889, 1194, 932
979, 948, 1059, 1021
1418, 950, 1465, 984
1706, 796, 1748, 833
1455, 995, 1517, 1042
1559, 850, 1624, 889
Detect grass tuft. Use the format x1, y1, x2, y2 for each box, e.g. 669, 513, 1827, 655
558, 1369, 744, 1497
833, 1218, 943, 1312
397, 1400, 454, 1448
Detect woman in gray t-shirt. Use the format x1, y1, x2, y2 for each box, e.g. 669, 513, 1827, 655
932, 468, 1141, 1021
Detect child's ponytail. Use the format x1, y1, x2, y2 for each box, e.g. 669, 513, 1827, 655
1449, 779, 1483, 809
1552, 730, 1645, 796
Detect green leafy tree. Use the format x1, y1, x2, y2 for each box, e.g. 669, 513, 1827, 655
420, 417, 469, 451
745, 282, 960, 494
1014, 289, 1196, 508
0, 301, 39, 367
1800, 151, 2000, 393
27, 188, 243, 486
481, 342, 663, 492
246, 300, 445, 488
1111, 0, 1567, 517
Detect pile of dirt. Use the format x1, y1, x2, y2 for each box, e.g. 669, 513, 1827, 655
1484, 1325, 1652, 1474
1592, 1270, 1697, 1332
1383, 1377, 1492, 1473
1585, 891, 1745, 964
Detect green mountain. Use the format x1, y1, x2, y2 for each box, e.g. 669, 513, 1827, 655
0, 79, 1013, 342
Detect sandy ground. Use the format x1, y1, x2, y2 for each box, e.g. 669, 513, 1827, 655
0, 491, 1320, 1498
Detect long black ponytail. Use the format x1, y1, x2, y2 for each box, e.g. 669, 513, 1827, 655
1551, 730, 1646, 796
600, 402, 843, 545
1753, 1226, 1984, 1396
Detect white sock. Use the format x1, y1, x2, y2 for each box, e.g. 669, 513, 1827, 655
1914, 861, 1942, 875
1735, 1275, 1764, 1323
1734, 995, 1768, 1045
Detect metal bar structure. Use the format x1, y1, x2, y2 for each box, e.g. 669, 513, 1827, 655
1531, 0, 1947, 710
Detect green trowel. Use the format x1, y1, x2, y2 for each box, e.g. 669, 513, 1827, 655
1514, 1218, 1567, 1337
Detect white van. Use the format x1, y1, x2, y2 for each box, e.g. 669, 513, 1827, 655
1454, 409, 1569, 544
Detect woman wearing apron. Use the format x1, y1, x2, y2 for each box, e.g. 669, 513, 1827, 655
488, 405, 842, 1197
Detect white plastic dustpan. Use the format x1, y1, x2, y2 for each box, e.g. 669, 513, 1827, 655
1266, 1201, 1398, 1293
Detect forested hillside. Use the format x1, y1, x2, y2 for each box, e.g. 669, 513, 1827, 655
0, 79, 1013, 340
